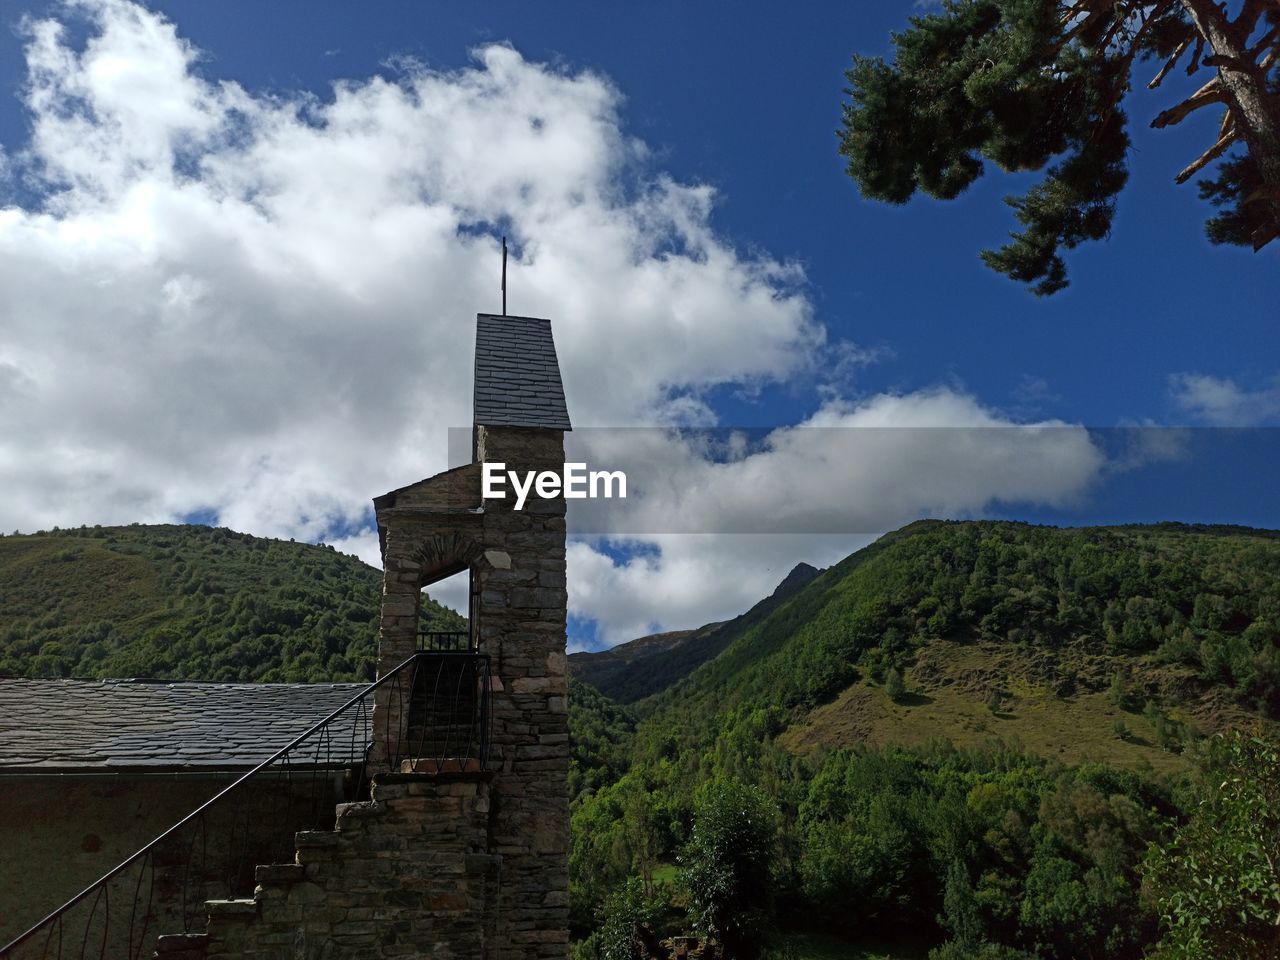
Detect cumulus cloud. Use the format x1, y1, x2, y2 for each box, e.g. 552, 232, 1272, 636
0, 0, 1112, 647
1169, 373, 1280, 426
564, 388, 1108, 645
565, 389, 1104, 535
0, 0, 818, 541
567, 534, 870, 650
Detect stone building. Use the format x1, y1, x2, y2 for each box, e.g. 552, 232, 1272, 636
0, 313, 573, 960
0, 679, 366, 948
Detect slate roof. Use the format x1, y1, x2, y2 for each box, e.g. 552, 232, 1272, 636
473, 313, 572, 431
0, 679, 367, 772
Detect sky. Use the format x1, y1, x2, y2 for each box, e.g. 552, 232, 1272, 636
0, 0, 1276, 650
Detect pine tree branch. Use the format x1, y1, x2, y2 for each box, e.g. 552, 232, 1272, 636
1203, 52, 1257, 71
1242, 182, 1280, 250
1251, 213, 1280, 250
1151, 78, 1226, 127
1058, 0, 1095, 26
1187, 34, 1206, 73
1175, 127, 1238, 182
1149, 37, 1191, 87
1247, 23, 1280, 60
1060, 5, 1115, 47
1233, 0, 1271, 38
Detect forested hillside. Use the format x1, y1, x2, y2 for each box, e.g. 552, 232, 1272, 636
0, 524, 462, 681
569, 521, 1280, 959
639, 520, 1280, 746
3, 519, 1279, 957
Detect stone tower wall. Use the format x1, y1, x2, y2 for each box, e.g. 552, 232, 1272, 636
364, 425, 569, 958
473, 425, 570, 960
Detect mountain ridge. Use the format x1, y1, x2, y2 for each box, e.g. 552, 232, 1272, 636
568, 560, 822, 705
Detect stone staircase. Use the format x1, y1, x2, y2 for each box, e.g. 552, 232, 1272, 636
152, 772, 500, 960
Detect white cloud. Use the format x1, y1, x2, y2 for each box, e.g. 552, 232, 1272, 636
565, 388, 1108, 645
0, 1, 1114, 650
567, 534, 868, 650
565, 388, 1105, 536
0, 0, 818, 541
1169, 373, 1280, 426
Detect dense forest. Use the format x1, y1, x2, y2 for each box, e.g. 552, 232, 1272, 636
0, 524, 461, 681
568, 521, 1280, 959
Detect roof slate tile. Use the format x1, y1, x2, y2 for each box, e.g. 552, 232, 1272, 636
473, 314, 571, 431
0, 679, 366, 771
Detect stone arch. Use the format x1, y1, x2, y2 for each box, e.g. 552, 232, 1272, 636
410, 533, 485, 588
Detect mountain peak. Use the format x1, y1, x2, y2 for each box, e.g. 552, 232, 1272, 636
771, 562, 821, 600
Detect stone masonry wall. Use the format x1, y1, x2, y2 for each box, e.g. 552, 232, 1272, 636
203, 774, 496, 960
361, 424, 569, 959
472, 425, 570, 960
146, 426, 569, 960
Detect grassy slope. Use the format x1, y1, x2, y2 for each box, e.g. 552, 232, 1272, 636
778, 638, 1212, 774
0, 524, 463, 682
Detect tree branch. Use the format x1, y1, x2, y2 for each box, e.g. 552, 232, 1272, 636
1149, 37, 1191, 87
1151, 78, 1226, 127
1247, 23, 1280, 59
1060, 5, 1114, 47
1233, 0, 1271, 39
1203, 52, 1256, 71
1245, 186, 1280, 249
1253, 214, 1280, 250
1188, 34, 1206, 73
1175, 127, 1238, 182
1058, 0, 1095, 26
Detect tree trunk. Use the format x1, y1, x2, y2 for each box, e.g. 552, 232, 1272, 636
1180, 0, 1280, 248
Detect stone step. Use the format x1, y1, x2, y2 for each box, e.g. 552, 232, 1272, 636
203, 899, 258, 919
294, 829, 342, 865
334, 800, 383, 835
254, 863, 306, 885
154, 933, 210, 959
400, 757, 483, 774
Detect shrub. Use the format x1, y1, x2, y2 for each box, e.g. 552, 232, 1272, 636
885, 666, 906, 702
679, 778, 777, 960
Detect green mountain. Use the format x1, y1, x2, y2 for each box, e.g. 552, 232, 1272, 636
569, 561, 820, 706
569, 520, 1280, 959
634, 520, 1280, 765
0, 524, 463, 682
5, 519, 1279, 957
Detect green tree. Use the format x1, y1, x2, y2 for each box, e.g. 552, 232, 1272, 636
599, 877, 665, 960
885, 665, 907, 702
840, 0, 1280, 294
679, 778, 778, 960
1143, 730, 1280, 958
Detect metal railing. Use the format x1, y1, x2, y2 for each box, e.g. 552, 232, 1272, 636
1, 651, 492, 960
418, 629, 472, 652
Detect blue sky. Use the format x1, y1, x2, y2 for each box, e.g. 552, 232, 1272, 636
0, 1, 1276, 648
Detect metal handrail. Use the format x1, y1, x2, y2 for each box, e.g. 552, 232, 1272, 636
1, 650, 490, 959
418, 629, 472, 652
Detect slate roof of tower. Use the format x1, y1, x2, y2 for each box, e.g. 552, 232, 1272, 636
0, 678, 366, 772
473, 313, 572, 431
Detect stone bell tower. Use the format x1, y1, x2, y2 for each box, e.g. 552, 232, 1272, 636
371, 313, 571, 959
